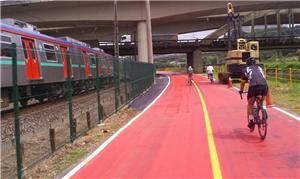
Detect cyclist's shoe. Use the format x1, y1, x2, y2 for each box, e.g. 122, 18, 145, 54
248, 120, 255, 132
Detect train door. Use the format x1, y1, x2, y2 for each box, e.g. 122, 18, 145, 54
97, 56, 103, 76
60, 46, 73, 78
106, 60, 111, 75
82, 51, 91, 77
21, 38, 41, 80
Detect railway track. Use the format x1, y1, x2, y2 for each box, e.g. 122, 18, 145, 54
0, 84, 112, 114
1, 85, 114, 142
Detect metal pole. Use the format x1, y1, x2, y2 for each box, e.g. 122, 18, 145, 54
114, 0, 120, 111
114, 0, 119, 58
11, 43, 23, 179
289, 68, 292, 84
145, 0, 154, 64
124, 60, 128, 103
95, 55, 102, 123
227, 15, 231, 51
275, 68, 278, 87
66, 50, 74, 142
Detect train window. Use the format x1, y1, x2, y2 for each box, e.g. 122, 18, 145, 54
44, 44, 57, 62
29, 42, 36, 59
0, 35, 12, 58
89, 54, 96, 64
22, 41, 28, 59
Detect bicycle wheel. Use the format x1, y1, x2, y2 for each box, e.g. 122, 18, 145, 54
257, 107, 268, 140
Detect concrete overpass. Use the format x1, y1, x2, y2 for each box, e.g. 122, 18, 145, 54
2, 1, 300, 71
99, 37, 300, 55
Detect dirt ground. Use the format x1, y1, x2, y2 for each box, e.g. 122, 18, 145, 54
23, 107, 139, 179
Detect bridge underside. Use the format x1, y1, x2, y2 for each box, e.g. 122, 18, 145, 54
2, 1, 300, 41
2, 1, 300, 71
99, 37, 300, 73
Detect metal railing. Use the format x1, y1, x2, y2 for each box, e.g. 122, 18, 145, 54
213, 65, 300, 85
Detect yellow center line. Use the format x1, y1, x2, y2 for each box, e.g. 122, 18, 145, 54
192, 80, 223, 179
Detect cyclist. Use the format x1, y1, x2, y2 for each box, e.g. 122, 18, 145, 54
187, 66, 193, 83
206, 64, 214, 80
239, 57, 268, 130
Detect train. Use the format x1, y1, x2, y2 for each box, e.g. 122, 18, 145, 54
1, 18, 114, 107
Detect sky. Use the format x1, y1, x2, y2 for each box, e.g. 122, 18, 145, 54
178, 29, 216, 40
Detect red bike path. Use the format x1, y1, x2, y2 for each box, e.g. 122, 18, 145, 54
67, 74, 299, 179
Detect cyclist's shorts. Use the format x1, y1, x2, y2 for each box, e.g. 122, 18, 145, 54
248, 85, 268, 100
188, 73, 192, 77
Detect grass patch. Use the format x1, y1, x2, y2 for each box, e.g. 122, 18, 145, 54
157, 67, 185, 72
232, 77, 300, 115
54, 146, 88, 173
267, 78, 300, 115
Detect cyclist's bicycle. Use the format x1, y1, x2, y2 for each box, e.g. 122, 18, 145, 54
208, 73, 214, 83
240, 92, 268, 140
188, 73, 192, 85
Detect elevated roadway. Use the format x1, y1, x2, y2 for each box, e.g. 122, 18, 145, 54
2, 1, 300, 41
63, 74, 300, 179
2, 1, 299, 69
97, 36, 300, 55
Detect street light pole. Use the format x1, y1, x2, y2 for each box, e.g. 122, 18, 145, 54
113, 0, 120, 111
145, 0, 153, 64
114, 0, 119, 58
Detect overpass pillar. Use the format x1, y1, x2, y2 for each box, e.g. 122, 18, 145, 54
137, 21, 148, 63
187, 52, 193, 68
193, 49, 203, 73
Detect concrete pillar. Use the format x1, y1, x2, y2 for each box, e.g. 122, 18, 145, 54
291, 9, 295, 37
251, 13, 255, 38
264, 13, 267, 37
288, 9, 292, 35
187, 52, 193, 68
193, 49, 203, 73
137, 21, 148, 63
277, 10, 281, 37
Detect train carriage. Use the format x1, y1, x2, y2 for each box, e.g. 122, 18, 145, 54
1, 18, 114, 107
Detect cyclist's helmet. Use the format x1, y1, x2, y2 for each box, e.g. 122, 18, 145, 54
246, 57, 256, 66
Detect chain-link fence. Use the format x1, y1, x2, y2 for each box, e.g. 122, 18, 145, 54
1, 43, 155, 179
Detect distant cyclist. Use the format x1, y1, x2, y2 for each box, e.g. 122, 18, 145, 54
206, 64, 214, 82
239, 57, 269, 130
187, 66, 193, 84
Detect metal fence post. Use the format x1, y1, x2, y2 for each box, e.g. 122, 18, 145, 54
289, 68, 292, 84
113, 57, 119, 112
11, 43, 23, 179
153, 64, 156, 85
66, 50, 75, 142
124, 60, 128, 103
275, 68, 278, 87
95, 56, 102, 123
264, 66, 267, 78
